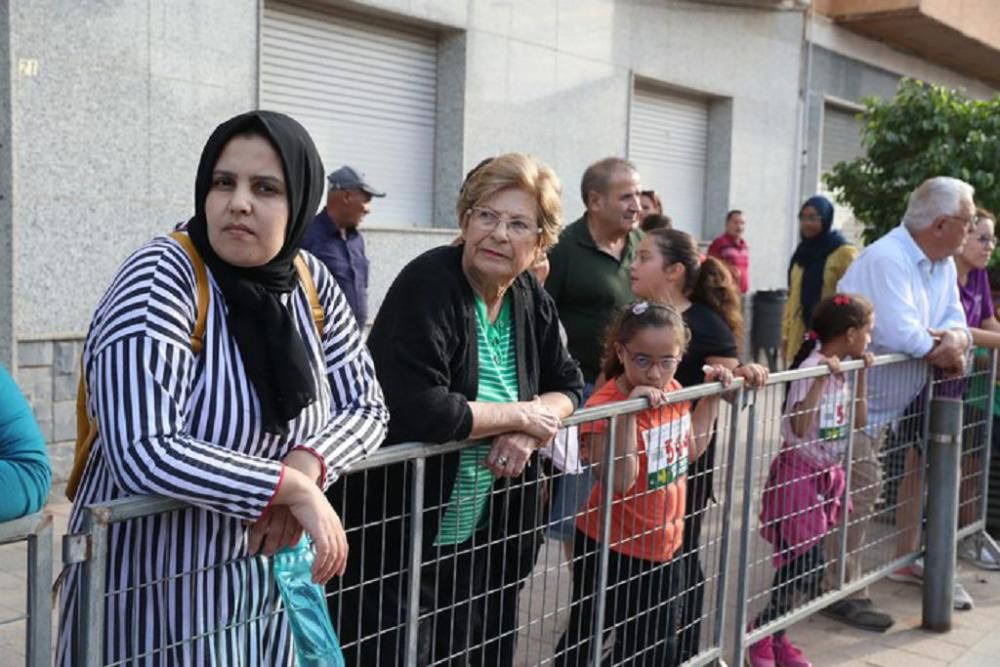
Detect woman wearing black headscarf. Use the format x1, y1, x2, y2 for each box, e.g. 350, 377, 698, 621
55, 111, 388, 666
781, 195, 859, 364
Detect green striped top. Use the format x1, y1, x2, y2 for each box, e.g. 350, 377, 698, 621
433, 293, 519, 545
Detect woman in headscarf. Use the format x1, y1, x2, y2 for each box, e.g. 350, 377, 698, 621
330, 153, 583, 666
56, 110, 389, 666
781, 195, 859, 364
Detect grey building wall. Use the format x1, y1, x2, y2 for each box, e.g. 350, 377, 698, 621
801, 45, 902, 203
0, 3, 12, 370
8, 0, 809, 478
7, 0, 801, 340
623, 3, 804, 262
17, 339, 82, 479
12, 0, 809, 340
411, 0, 804, 289
11, 0, 259, 341
9, 0, 260, 480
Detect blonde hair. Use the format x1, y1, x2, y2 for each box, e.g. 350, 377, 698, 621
456, 153, 563, 250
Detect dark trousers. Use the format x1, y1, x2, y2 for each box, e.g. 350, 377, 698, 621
332, 465, 547, 666
554, 530, 680, 667
415, 524, 543, 666
751, 543, 825, 634
676, 499, 708, 662
675, 546, 706, 663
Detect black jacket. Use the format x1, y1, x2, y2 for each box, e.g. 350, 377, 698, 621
368, 243, 583, 445
332, 243, 582, 565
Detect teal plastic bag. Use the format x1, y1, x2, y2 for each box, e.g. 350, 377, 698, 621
273, 536, 346, 667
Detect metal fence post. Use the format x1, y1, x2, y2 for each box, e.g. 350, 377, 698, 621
922, 397, 963, 632
25, 514, 52, 667
404, 458, 426, 667
80, 507, 110, 667
712, 388, 743, 652
836, 368, 860, 590
979, 350, 997, 528
730, 391, 757, 667
591, 416, 619, 664
916, 364, 934, 552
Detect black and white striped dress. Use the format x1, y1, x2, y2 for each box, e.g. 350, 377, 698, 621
56, 235, 389, 666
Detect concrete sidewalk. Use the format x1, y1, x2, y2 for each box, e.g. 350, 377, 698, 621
515, 535, 1000, 666
788, 565, 1000, 667
1, 496, 997, 666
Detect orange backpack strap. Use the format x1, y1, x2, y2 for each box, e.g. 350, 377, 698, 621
294, 254, 325, 336
66, 233, 211, 501
65, 361, 99, 501
169, 231, 209, 354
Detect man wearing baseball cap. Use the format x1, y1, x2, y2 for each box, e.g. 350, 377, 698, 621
302, 165, 386, 327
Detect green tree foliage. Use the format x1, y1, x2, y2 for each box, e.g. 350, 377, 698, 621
825, 79, 1000, 247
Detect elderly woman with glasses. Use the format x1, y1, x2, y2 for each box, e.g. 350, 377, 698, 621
781, 195, 859, 365
330, 153, 583, 666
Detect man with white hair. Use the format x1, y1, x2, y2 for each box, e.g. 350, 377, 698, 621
822, 176, 975, 631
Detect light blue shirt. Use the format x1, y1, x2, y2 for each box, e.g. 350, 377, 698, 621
837, 224, 969, 433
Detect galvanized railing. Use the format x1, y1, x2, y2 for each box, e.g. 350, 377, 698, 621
49, 352, 997, 666
0, 511, 53, 667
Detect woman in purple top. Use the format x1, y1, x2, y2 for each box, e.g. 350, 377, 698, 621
955, 208, 1000, 570
956, 209, 1000, 530
956, 209, 1000, 332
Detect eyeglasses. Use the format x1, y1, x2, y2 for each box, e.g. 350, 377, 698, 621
468, 206, 541, 239
798, 213, 822, 222
622, 344, 680, 372
972, 233, 998, 247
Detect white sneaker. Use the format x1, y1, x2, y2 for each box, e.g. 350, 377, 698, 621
954, 580, 974, 611
958, 535, 1000, 571
887, 558, 974, 610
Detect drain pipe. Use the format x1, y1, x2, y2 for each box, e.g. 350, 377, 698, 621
791, 3, 815, 258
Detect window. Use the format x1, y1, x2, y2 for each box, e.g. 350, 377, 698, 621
261, 2, 438, 226
629, 86, 709, 235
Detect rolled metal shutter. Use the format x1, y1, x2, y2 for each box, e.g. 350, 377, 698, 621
261, 2, 438, 226
820, 105, 865, 243
628, 88, 709, 235
821, 105, 864, 176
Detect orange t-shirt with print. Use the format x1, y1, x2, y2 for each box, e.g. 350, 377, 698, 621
576, 378, 690, 562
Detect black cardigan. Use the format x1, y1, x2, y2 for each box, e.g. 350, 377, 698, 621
334, 244, 583, 562
367, 243, 583, 445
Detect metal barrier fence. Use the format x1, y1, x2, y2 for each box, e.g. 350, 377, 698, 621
59, 352, 996, 666
0, 511, 53, 667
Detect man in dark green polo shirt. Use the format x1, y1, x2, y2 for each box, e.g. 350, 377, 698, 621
544, 157, 644, 553
546, 157, 644, 387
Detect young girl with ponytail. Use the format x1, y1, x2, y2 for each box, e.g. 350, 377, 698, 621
748, 294, 875, 667
629, 228, 768, 660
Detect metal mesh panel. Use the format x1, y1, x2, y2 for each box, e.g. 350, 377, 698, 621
68, 354, 998, 666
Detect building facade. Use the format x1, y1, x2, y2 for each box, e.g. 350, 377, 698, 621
0, 0, 996, 480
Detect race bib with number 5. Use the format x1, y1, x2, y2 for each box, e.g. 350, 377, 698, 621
818, 384, 849, 441
645, 413, 691, 489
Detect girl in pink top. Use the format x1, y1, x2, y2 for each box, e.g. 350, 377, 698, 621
748, 294, 875, 667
